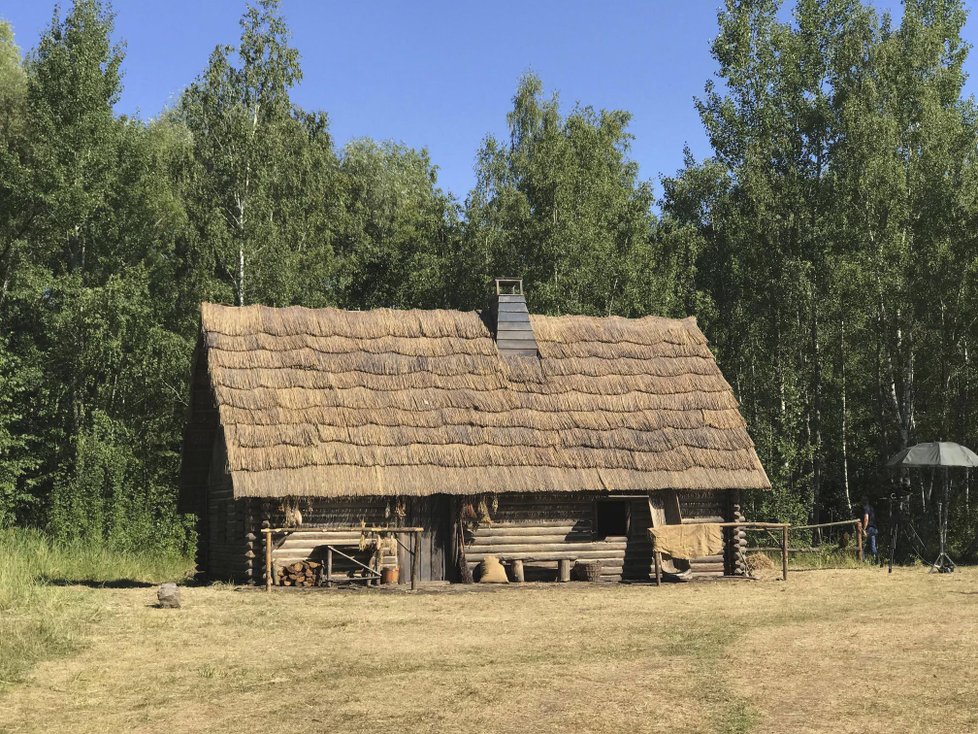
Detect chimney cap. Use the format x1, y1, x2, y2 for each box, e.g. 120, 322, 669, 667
494, 277, 524, 296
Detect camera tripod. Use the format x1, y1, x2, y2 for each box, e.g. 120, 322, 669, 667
887, 492, 928, 573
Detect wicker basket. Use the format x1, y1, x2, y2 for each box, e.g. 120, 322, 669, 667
571, 560, 602, 582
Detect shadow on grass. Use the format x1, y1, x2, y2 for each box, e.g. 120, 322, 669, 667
39, 577, 158, 588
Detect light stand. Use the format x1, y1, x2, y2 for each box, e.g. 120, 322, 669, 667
888, 492, 901, 574
929, 470, 955, 573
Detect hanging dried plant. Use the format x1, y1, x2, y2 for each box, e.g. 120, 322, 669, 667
280, 497, 303, 528
477, 495, 493, 525
460, 500, 478, 522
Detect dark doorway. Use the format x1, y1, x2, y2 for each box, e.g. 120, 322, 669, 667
595, 499, 630, 538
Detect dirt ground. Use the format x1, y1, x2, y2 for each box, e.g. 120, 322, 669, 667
1, 568, 976, 734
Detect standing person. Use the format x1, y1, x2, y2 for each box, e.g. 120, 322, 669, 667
861, 495, 878, 562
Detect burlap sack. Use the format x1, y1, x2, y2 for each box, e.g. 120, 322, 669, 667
650, 523, 724, 560
476, 555, 509, 583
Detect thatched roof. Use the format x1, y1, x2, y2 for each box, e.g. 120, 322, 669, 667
194, 302, 770, 498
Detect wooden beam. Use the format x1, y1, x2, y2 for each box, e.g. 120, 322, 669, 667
781, 525, 789, 582
412, 530, 420, 591
793, 519, 861, 530
557, 558, 572, 582
263, 526, 424, 534
510, 559, 524, 583
264, 529, 273, 592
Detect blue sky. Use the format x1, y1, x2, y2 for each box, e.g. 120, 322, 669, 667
2, 1, 977, 201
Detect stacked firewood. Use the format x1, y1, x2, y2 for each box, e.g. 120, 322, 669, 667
277, 560, 321, 587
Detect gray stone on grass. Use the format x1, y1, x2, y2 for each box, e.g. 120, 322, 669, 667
157, 582, 181, 609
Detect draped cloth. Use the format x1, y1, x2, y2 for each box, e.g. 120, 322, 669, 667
650, 523, 724, 560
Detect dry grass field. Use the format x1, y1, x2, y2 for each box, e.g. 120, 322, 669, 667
1, 568, 977, 734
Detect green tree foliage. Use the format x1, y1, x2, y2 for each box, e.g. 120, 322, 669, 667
176, 0, 341, 309
335, 139, 458, 309
0, 0, 460, 547
459, 74, 668, 316
663, 0, 978, 529
0, 1, 194, 550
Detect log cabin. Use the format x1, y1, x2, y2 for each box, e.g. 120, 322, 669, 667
178, 279, 770, 585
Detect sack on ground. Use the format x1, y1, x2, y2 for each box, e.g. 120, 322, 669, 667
476, 555, 509, 583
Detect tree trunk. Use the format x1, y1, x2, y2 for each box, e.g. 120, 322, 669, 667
841, 320, 851, 511
237, 246, 245, 306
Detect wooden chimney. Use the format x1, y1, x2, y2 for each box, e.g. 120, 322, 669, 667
491, 277, 539, 357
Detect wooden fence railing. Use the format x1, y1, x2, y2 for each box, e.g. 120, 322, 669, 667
744, 519, 864, 564
652, 521, 791, 586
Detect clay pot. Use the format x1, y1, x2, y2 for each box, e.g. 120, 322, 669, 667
381, 566, 400, 585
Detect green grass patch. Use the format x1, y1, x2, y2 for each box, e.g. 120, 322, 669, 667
0, 527, 194, 688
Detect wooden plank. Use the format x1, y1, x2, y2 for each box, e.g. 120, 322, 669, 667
468, 541, 627, 554
275, 532, 367, 543
265, 530, 272, 591
690, 561, 725, 573
496, 319, 534, 339
495, 341, 538, 354
495, 332, 538, 344
782, 525, 789, 582
496, 334, 537, 346
688, 554, 725, 564
469, 533, 596, 544
431, 495, 448, 582
465, 549, 626, 562
412, 531, 420, 590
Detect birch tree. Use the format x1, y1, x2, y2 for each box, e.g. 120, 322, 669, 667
178, 0, 340, 308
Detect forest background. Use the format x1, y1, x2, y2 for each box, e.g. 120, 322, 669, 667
1, 0, 976, 558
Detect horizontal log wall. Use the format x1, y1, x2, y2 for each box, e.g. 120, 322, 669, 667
268, 497, 396, 578
467, 491, 732, 581
679, 490, 731, 578
465, 494, 627, 580
219, 490, 734, 584
206, 433, 245, 580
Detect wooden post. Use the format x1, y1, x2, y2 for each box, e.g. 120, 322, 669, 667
326, 546, 333, 587
558, 558, 571, 582
244, 499, 255, 585
781, 525, 789, 582
372, 533, 381, 587
260, 513, 271, 588
654, 550, 662, 586
856, 522, 864, 562
511, 559, 524, 583
264, 528, 273, 592
411, 530, 420, 590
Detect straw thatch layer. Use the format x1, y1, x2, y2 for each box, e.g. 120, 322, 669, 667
195, 303, 770, 498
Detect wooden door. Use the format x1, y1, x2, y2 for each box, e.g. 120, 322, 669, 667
403, 496, 449, 582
